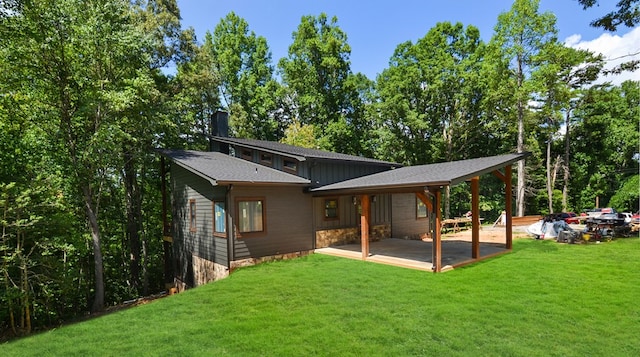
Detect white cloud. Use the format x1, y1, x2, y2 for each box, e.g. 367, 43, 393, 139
564, 27, 640, 85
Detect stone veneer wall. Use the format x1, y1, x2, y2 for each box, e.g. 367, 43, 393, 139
192, 254, 229, 287
230, 250, 313, 272
315, 224, 391, 248
176, 250, 314, 291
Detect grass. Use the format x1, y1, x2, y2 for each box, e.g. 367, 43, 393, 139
3, 238, 640, 356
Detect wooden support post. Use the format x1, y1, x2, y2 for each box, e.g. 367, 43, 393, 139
360, 194, 370, 260
431, 188, 442, 272
471, 176, 480, 259
505, 165, 513, 250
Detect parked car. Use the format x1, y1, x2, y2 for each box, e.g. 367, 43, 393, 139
558, 212, 577, 224
633, 212, 640, 224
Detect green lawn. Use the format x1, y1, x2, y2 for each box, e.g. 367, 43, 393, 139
3, 238, 640, 356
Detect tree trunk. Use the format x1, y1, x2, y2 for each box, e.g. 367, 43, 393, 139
562, 109, 570, 212
83, 186, 105, 312
516, 54, 526, 217
123, 149, 141, 295
546, 136, 553, 213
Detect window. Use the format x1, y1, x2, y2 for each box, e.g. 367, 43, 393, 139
213, 201, 226, 236
260, 152, 272, 166
324, 198, 339, 220
237, 198, 265, 235
283, 159, 298, 173
241, 149, 253, 161
417, 199, 428, 219
189, 199, 197, 232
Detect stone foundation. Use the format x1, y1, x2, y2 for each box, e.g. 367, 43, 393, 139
315, 224, 391, 248
230, 250, 313, 273
192, 254, 229, 287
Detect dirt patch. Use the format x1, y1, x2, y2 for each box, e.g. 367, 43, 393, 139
441, 225, 531, 243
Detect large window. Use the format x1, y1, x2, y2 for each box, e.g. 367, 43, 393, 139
189, 199, 197, 232
416, 199, 428, 219
237, 198, 265, 235
213, 201, 226, 236
324, 198, 339, 220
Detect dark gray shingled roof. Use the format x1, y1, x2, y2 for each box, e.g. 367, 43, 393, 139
211, 136, 401, 167
311, 152, 530, 194
158, 149, 310, 185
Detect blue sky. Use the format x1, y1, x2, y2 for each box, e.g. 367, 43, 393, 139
176, 0, 639, 83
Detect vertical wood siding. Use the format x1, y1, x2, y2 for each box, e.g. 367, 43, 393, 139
391, 193, 431, 239
314, 194, 391, 230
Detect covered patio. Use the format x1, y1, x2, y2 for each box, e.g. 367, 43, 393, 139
311, 152, 530, 272
315, 234, 510, 271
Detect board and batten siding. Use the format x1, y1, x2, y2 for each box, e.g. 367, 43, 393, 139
314, 194, 391, 230
230, 185, 313, 259
171, 164, 229, 285
307, 161, 391, 186
391, 193, 431, 239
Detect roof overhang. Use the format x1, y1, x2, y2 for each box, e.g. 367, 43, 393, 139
311, 152, 530, 196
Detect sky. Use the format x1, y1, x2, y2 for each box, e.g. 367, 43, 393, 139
175, 0, 640, 85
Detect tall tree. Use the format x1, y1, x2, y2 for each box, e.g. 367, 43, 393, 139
0, 0, 157, 311
375, 22, 488, 165
531, 43, 603, 212
210, 12, 279, 140
279, 13, 351, 127
490, 0, 557, 216
570, 81, 640, 210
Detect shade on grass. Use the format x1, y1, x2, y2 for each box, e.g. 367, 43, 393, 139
3, 238, 640, 356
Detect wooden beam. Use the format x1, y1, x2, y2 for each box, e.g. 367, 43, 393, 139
505, 165, 513, 249
415, 191, 433, 212
492, 169, 506, 183
430, 188, 442, 273
471, 176, 480, 259
360, 194, 370, 260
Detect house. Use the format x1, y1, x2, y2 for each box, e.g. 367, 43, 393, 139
158, 112, 528, 290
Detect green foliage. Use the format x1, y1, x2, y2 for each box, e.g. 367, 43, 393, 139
375, 22, 489, 165
570, 81, 640, 212
210, 12, 280, 140
608, 175, 640, 212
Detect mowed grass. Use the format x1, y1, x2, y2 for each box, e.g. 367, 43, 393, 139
3, 238, 640, 356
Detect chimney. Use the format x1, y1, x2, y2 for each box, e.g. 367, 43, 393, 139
210, 110, 229, 154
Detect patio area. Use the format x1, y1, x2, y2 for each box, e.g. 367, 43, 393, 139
315, 227, 521, 271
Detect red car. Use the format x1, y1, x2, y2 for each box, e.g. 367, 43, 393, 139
559, 212, 579, 224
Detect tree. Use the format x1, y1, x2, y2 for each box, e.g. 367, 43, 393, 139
279, 13, 350, 126
0, 0, 157, 312
490, 0, 557, 216
210, 12, 280, 140
576, 0, 640, 31
532, 43, 603, 212
570, 81, 640, 211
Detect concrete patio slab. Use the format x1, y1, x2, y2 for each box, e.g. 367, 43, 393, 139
315, 237, 510, 272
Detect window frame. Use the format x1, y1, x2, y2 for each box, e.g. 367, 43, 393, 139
235, 197, 266, 238
189, 199, 197, 232
212, 200, 226, 238
241, 149, 253, 161
323, 198, 339, 221
283, 159, 298, 174
416, 197, 428, 219
259, 152, 273, 166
